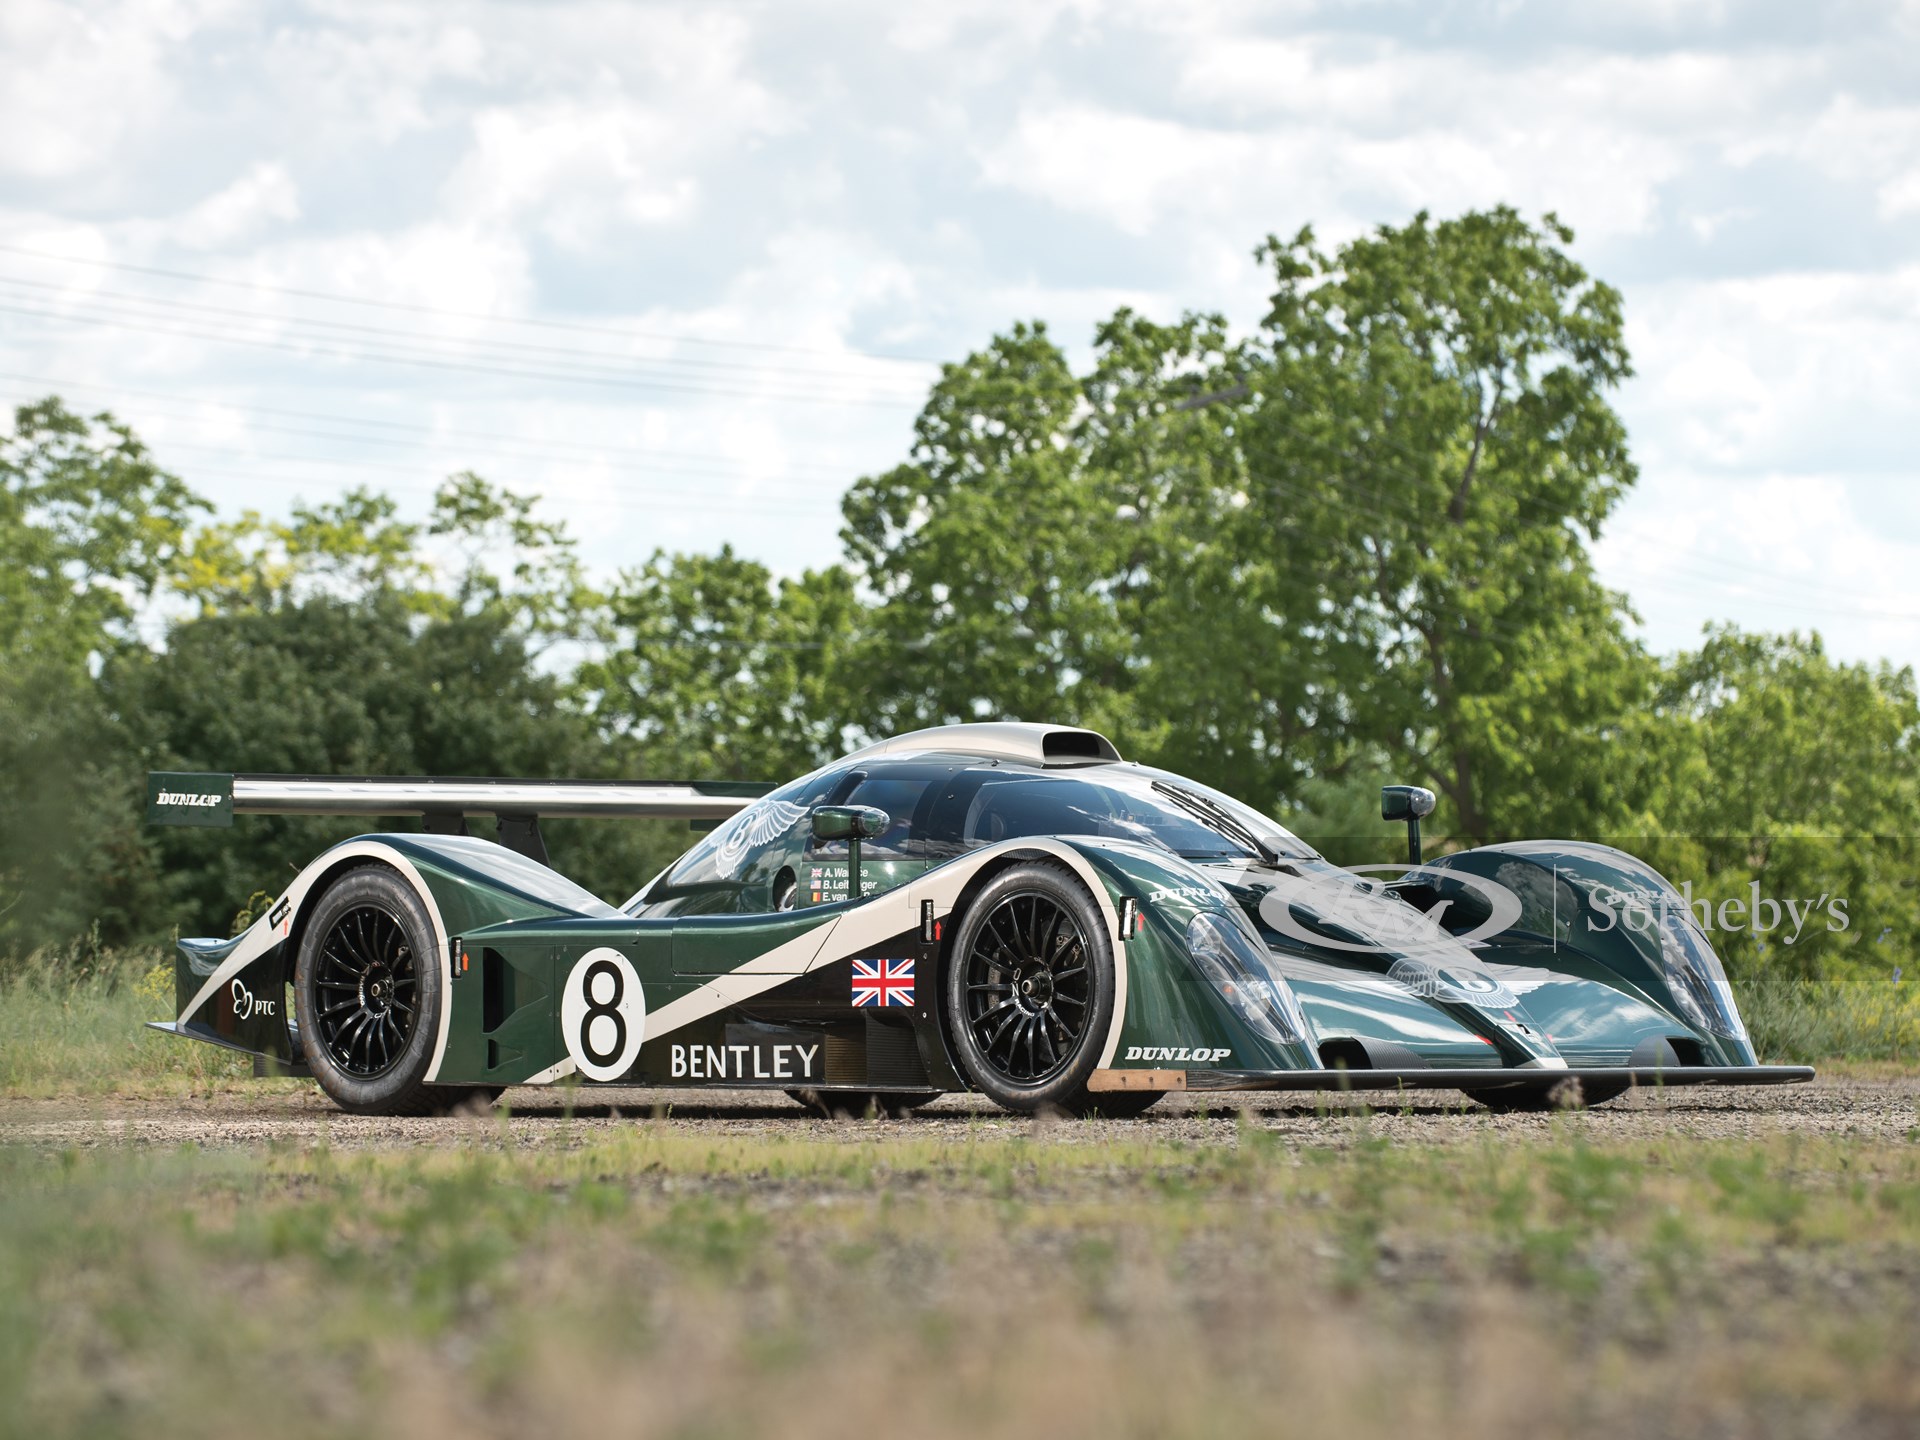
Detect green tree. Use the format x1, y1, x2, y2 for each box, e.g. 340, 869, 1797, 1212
1240, 208, 1652, 842
836, 211, 1653, 838
0, 397, 205, 668
1635, 627, 1920, 978
0, 399, 206, 958
838, 322, 1155, 741
121, 471, 636, 931
579, 547, 859, 783
108, 590, 626, 933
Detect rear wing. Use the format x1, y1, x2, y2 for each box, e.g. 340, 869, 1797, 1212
145, 771, 769, 863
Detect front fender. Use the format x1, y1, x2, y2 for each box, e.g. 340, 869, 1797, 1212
1063, 841, 1319, 1074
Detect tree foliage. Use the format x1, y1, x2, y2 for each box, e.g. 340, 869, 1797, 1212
579, 547, 858, 782
1, 209, 1912, 983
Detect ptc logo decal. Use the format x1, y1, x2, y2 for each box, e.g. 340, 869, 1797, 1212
561, 948, 645, 1082
230, 978, 275, 1021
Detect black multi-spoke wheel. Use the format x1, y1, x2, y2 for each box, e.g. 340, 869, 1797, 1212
295, 865, 474, 1116
962, 890, 1093, 1084
312, 904, 418, 1078
945, 862, 1151, 1116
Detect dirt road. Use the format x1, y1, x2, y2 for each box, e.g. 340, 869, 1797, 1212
2, 1074, 1912, 1152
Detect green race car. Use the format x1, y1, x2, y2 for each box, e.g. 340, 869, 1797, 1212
147, 722, 1811, 1116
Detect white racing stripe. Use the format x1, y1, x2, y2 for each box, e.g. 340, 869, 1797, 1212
626, 837, 1130, 1069
641, 915, 851, 1039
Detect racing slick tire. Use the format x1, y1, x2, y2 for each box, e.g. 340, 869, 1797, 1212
1471, 1076, 1630, 1113
944, 861, 1123, 1117
294, 865, 471, 1116
785, 1089, 938, 1118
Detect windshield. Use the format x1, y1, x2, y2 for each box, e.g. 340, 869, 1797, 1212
958, 766, 1312, 862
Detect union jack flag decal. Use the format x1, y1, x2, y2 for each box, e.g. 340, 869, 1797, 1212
851, 957, 915, 1008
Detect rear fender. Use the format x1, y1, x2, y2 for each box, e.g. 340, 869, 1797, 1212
170, 932, 301, 1067
171, 834, 607, 1081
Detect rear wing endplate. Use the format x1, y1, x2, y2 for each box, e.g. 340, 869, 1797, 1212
145, 772, 769, 863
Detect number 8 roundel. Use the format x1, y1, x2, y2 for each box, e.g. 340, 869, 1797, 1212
560, 947, 646, 1082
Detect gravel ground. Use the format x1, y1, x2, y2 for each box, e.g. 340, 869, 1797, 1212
2, 1074, 1913, 1152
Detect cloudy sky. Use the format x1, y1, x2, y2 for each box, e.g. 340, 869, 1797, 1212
3, 0, 1916, 662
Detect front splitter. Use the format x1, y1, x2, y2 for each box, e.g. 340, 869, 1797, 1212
1088, 1064, 1816, 1093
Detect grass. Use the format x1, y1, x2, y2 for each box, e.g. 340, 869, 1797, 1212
0, 948, 1913, 1102
3, 953, 1919, 1437
3, 1124, 1920, 1439
1739, 978, 1920, 1064
0, 950, 264, 1097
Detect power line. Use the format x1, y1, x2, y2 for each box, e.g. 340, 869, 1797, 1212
0, 241, 945, 368
0, 295, 922, 409
1214, 390, 1920, 620
0, 371, 866, 481
1624, 574, 1920, 626
145, 437, 850, 511
0, 272, 932, 394
0, 289, 929, 408
172, 459, 843, 521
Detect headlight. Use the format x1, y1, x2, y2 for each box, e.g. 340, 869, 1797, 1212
1185, 912, 1312, 1048
1654, 915, 1748, 1041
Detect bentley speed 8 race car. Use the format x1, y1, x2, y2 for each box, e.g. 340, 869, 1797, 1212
146, 722, 1811, 1117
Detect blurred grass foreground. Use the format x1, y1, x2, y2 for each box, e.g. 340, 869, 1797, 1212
3, 1123, 1920, 1438
3, 953, 1920, 1438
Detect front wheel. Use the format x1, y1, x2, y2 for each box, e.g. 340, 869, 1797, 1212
294, 865, 468, 1116
944, 862, 1118, 1116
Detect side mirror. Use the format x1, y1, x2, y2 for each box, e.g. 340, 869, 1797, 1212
809, 804, 890, 901
1380, 786, 1436, 823
809, 805, 890, 842
1381, 785, 1436, 866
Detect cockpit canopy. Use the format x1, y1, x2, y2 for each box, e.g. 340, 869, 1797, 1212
633, 750, 1311, 917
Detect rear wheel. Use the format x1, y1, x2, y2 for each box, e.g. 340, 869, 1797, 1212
294, 866, 471, 1116
944, 862, 1121, 1115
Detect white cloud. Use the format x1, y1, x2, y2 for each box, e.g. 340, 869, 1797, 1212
171, 162, 301, 249
442, 101, 700, 239
1622, 266, 1920, 478
0, 0, 232, 180
0, 0, 1914, 666
1878, 170, 1920, 220
1596, 469, 1920, 664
